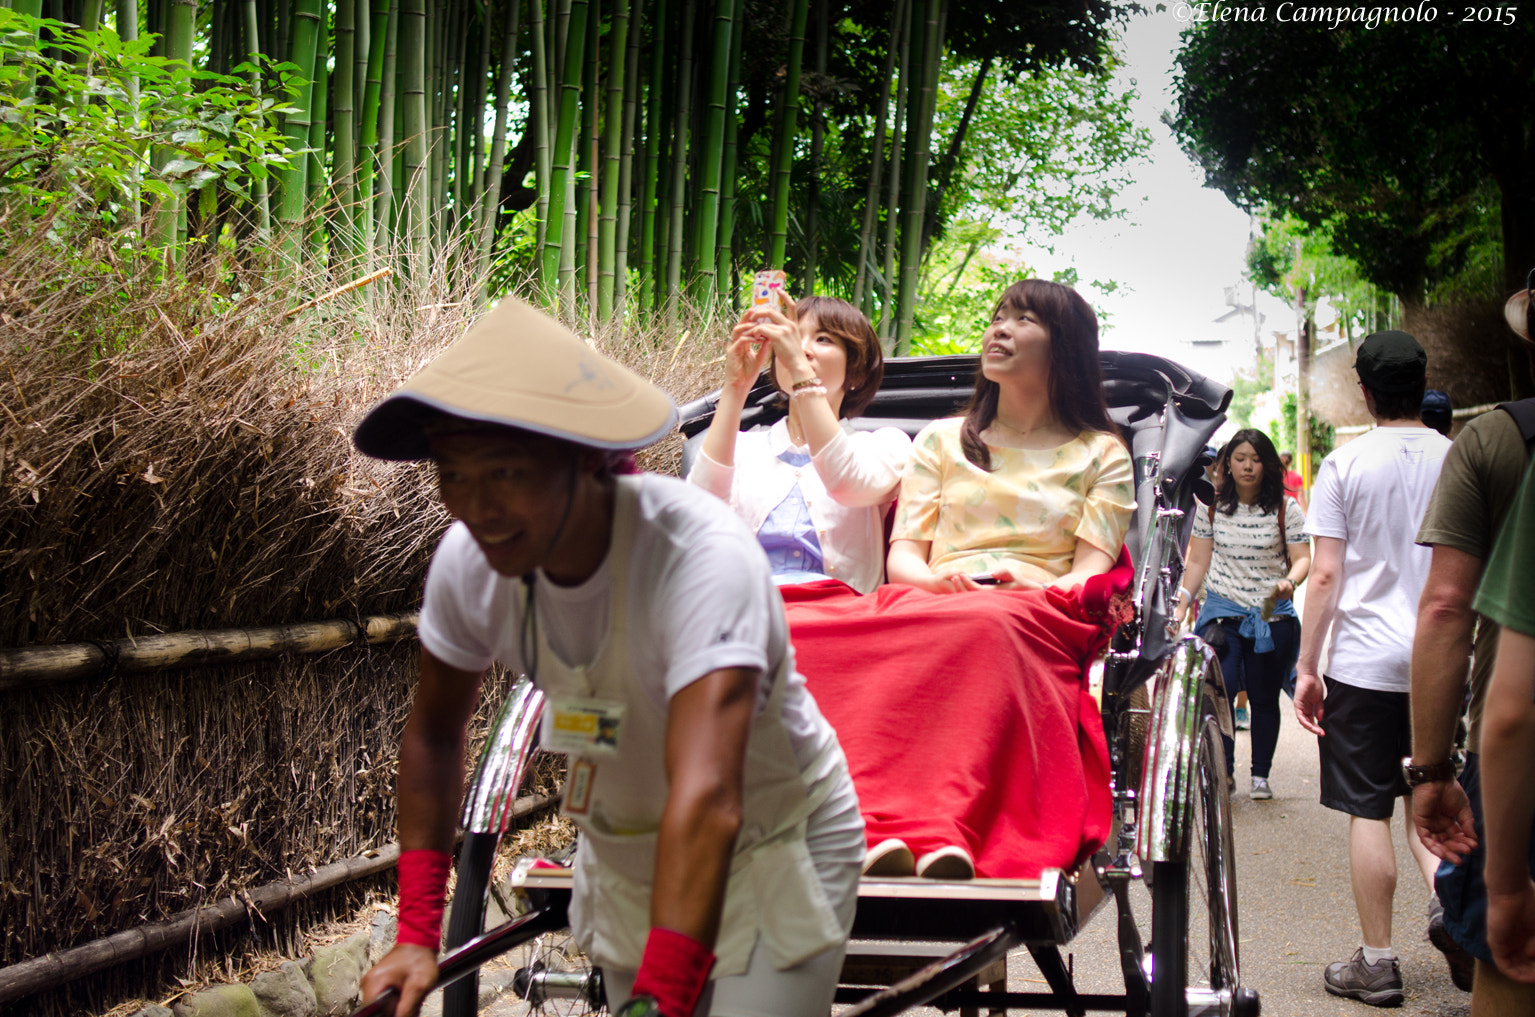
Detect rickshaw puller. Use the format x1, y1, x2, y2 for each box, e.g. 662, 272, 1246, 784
352, 299, 863, 1017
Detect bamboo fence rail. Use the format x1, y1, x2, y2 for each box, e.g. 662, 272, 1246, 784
0, 792, 555, 1005
0, 613, 419, 692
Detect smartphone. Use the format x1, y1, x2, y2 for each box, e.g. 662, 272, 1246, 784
968, 573, 1000, 585
751, 269, 789, 315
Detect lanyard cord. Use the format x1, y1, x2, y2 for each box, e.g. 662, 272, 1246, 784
520, 572, 539, 685
517, 460, 581, 685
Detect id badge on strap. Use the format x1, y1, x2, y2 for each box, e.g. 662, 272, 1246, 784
542, 696, 626, 756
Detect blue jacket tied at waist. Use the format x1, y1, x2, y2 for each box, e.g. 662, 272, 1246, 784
1194, 589, 1295, 654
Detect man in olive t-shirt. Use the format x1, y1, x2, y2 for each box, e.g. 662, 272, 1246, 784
1473, 461, 1535, 983
1410, 279, 1535, 1008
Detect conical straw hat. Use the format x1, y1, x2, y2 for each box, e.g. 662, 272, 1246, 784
354, 297, 677, 460
1506, 287, 1531, 343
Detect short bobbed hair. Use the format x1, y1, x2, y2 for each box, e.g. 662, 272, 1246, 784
768, 295, 884, 419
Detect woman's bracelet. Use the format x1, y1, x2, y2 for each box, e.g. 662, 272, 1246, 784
790, 376, 823, 391
791, 385, 827, 400
1179, 586, 1194, 602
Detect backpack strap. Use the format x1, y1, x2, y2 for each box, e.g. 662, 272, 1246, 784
1499, 397, 1535, 459
1277, 496, 1291, 571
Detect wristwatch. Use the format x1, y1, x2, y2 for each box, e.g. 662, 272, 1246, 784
1401, 757, 1456, 787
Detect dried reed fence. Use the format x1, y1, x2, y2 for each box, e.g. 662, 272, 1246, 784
0, 219, 728, 1014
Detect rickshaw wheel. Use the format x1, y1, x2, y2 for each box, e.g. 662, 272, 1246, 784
1149, 697, 1240, 1017
443, 831, 605, 1016
443, 830, 503, 1017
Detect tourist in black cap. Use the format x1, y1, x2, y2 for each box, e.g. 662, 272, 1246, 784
1294, 329, 1453, 1006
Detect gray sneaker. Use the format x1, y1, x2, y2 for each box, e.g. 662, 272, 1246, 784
1250, 776, 1273, 800
1427, 895, 1475, 992
1324, 948, 1404, 1007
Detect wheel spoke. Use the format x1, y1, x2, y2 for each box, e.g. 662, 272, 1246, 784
1149, 699, 1242, 1017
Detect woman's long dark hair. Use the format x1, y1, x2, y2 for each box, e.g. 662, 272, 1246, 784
1214, 428, 1292, 569
959, 279, 1116, 470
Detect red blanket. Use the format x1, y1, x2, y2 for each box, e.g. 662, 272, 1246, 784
783, 561, 1131, 879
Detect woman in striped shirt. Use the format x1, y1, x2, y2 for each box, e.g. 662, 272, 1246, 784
1178, 429, 1311, 800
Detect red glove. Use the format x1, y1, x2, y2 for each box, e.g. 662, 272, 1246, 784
395, 849, 453, 951
630, 927, 716, 1017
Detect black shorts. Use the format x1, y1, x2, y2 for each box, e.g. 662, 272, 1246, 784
1317, 676, 1411, 819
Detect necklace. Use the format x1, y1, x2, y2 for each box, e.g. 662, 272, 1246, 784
989, 414, 1056, 439
786, 412, 807, 448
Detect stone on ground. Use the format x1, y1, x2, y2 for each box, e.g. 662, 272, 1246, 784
309, 930, 370, 1015
250, 960, 318, 1017
171, 983, 260, 1017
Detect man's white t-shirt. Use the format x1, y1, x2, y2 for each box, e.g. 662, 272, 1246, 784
417, 473, 842, 776
1304, 425, 1451, 692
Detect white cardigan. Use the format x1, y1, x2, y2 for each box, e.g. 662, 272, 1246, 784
687, 419, 912, 594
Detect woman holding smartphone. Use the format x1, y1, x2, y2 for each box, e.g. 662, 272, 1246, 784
688, 296, 910, 593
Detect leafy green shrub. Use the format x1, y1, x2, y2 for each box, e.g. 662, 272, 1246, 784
1267, 391, 1335, 461
0, 10, 295, 244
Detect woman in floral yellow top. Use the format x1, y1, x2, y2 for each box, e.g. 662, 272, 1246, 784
888, 279, 1134, 592
783, 279, 1137, 881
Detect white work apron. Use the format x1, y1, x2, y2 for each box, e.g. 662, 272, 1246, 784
523, 476, 845, 978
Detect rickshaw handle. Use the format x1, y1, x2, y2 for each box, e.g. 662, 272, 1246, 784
346, 903, 567, 1017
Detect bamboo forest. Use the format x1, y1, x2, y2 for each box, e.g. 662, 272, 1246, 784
0, 0, 1145, 351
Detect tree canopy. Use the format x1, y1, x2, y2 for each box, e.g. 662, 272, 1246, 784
1169, 10, 1534, 304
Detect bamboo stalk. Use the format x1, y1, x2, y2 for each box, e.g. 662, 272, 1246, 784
357, 0, 390, 263
803, 0, 826, 293
476, 0, 523, 296
579, 0, 600, 316
691, 0, 732, 302
279, 0, 325, 273
333, 0, 358, 269
401, 0, 430, 277
638, 0, 668, 312
530, 0, 551, 259
286, 265, 395, 315
853, 0, 903, 315
714, 0, 744, 307
465, 2, 491, 222
766, 0, 809, 269
0, 610, 417, 692
878, 0, 908, 345
663, 0, 695, 324
0, 793, 556, 1005
540, 0, 590, 298
241, 0, 272, 238
895, 0, 939, 354
372, 0, 400, 265
613, 0, 642, 319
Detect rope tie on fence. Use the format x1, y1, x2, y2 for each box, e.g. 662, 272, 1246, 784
86, 639, 119, 680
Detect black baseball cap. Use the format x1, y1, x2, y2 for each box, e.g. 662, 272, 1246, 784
1355, 330, 1426, 393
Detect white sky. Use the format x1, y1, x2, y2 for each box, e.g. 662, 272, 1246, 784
1017, 7, 1296, 385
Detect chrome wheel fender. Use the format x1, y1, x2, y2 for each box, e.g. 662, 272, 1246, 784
1135, 636, 1226, 864
461, 676, 547, 834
